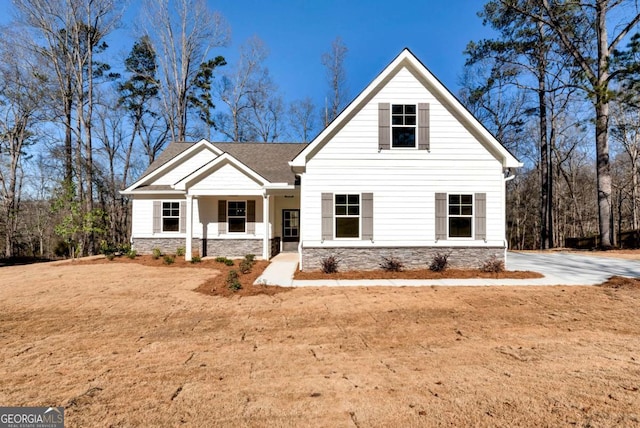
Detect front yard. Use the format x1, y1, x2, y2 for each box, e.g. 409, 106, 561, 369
0, 260, 638, 426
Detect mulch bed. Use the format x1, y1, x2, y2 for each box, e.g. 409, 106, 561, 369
598, 276, 640, 289
295, 268, 543, 280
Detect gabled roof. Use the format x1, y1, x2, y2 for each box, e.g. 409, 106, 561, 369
291, 48, 522, 169
123, 140, 307, 194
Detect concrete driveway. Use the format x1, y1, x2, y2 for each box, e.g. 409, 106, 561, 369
507, 251, 640, 285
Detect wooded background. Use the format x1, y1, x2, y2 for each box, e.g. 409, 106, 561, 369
1, 0, 640, 259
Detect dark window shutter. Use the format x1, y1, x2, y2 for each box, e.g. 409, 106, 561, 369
218, 200, 227, 235
247, 200, 256, 234
179, 201, 186, 233
321, 193, 333, 241
475, 193, 486, 240
153, 201, 161, 233
362, 193, 373, 240
435, 193, 447, 240
378, 103, 390, 150
418, 103, 430, 150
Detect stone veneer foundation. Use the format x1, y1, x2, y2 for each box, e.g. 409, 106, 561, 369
301, 246, 505, 271
133, 238, 262, 258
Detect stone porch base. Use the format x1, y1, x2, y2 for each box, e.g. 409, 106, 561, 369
132, 237, 262, 258
301, 246, 505, 271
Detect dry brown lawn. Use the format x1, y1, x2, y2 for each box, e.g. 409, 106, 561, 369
1, 260, 639, 427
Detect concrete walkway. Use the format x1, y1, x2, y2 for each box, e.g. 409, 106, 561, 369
255, 251, 640, 287
255, 252, 299, 286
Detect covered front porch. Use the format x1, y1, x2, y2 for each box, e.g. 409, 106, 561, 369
182, 189, 300, 261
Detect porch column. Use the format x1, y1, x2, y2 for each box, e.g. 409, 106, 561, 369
185, 194, 193, 261
263, 194, 270, 260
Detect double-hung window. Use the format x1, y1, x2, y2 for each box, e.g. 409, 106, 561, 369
448, 194, 473, 238
335, 194, 360, 238
391, 104, 417, 148
228, 201, 246, 233
162, 202, 180, 232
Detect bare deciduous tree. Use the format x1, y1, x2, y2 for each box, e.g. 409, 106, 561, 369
288, 97, 317, 143
321, 36, 348, 125
143, 0, 229, 142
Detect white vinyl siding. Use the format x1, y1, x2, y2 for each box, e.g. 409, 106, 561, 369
300, 66, 505, 247
150, 148, 216, 186
189, 162, 263, 193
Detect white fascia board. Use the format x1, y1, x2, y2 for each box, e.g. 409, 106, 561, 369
173, 152, 268, 190
119, 189, 184, 196
263, 183, 294, 189
186, 189, 265, 196
123, 139, 222, 193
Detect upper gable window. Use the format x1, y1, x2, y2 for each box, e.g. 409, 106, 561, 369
391, 104, 417, 148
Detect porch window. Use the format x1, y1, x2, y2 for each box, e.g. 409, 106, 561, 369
228, 201, 246, 233
162, 202, 180, 232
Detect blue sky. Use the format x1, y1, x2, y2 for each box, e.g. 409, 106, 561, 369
201, 0, 496, 102
1, 1, 495, 108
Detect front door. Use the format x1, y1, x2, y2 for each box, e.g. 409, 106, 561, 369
282, 209, 300, 251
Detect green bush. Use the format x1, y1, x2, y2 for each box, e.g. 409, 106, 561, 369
239, 259, 252, 274
176, 247, 185, 256
190, 255, 202, 264
152, 248, 162, 260
106, 253, 116, 261
244, 254, 256, 263
215, 256, 227, 263
126, 249, 137, 259
224, 259, 234, 266
226, 270, 242, 291
163, 255, 175, 265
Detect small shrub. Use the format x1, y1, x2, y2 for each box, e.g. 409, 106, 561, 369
105, 253, 116, 261
224, 259, 235, 266
226, 270, 242, 291
152, 248, 162, 259
190, 255, 202, 264
126, 249, 137, 259
429, 252, 450, 272
239, 259, 252, 274
480, 255, 505, 273
320, 256, 339, 274
99, 240, 115, 255
117, 243, 131, 254
176, 247, 185, 257
163, 255, 175, 265
215, 256, 227, 263
244, 254, 256, 263
380, 256, 404, 272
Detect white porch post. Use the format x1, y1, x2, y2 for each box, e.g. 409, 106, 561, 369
263, 194, 270, 259
185, 194, 193, 261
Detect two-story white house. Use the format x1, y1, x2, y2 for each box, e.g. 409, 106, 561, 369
122, 48, 521, 271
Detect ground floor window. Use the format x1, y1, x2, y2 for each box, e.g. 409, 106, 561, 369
448, 194, 473, 238
162, 202, 180, 232
335, 194, 360, 238
228, 201, 246, 233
